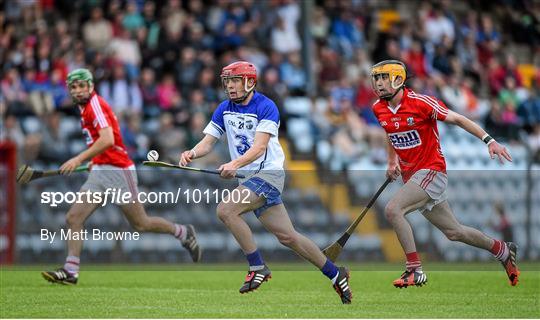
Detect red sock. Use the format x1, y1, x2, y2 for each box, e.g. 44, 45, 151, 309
490, 239, 509, 261
490, 239, 502, 255
405, 252, 422, 271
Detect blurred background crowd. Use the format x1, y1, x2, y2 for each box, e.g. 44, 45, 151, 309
1, 0, 539, 166
1, 0, 539, 263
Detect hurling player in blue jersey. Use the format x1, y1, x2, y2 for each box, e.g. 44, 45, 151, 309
179, 61, 352, 304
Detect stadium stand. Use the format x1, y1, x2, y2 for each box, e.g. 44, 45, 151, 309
1, 0, 539, 263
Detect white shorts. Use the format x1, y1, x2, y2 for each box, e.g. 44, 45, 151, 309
81, 164, 138, 200
409, 169, 448, 213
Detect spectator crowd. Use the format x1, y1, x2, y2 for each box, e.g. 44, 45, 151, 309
1, 0, 539, 168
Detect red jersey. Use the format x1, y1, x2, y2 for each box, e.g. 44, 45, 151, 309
79, 92, 133, 168
372, 88, 448, 182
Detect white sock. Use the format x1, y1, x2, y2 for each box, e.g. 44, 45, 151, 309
249, 265, 265, 271
495, 243, 510, 262
64, 256, 80, 275
174, 224, 187, 243
331, 272, 339, 285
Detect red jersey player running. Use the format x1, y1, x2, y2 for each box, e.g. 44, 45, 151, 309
42, 69, 201, 285
370, 60, 519, 288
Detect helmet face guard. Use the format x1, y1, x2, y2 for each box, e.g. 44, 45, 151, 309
220, 61, 257, 103
221, 75, 256, 103
370, 60, 407, 100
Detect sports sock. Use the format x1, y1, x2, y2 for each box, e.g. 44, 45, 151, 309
321, 258, 339, 284
246, 250, 265, 271
174, 224, 187, 243
406, 252, 422, 272
64, 256, 80, 275
490, 239, 509, 262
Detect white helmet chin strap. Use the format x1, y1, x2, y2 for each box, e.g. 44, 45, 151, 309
232, 77, 255, 103
244, 77, 256, 93
391, 76, 403, 90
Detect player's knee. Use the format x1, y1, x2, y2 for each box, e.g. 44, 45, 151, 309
444, 228, 465, 242
276, 232, 298, 248
216, 203, 235, 223
384, 203, 401, 223
130, 219, 149, 232
66, 212, 83, 227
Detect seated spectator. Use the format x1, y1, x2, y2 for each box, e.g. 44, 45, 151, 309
457, 33, 481, 81
157, 73, 179, 111
441, 75, 468, 112
329, 78, 355, 115
424, 4, 455, 45
2, 114, 26, 146
189, 89, 212, 117
38, 112, 70, 163
108, 28, 142, 79
83, 6, 113, 51
175, 47, 202, 96
215, 20, 245, 52
122, 1, 144, 32
354, 72, 378, 125
498, 76, 521, 114
155, 112, 186, 162
98, 63, 142, 116
527, 124, 540, 161
3, 113, 41, 164
404, 41, 428, 79
279, 51, 306, 95
139, 68, 160, 118
329, 99, 369, 168
310, 6, 330, 42
49, 69, 71, 112
517, 86, 540, 130
329, 11, 365, 59
345, 48, 372, 85
198, 67, 219, 104
170, 92, 190, 127
431, 36, 454, 76
1, 68, 31, 116
121, 112, 149, 162
485, 98, 520, 141
476, 14, 501, 65
23, 68, 54, 116
490, 202, 514, 243
488, 54, 523, 95
318, 47, 342, 92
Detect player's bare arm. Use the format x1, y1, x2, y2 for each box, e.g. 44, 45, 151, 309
219, 131, 271, 179
386, 138, 401, 181
443, 109, 512, 164
179, 134, 218, 166
60, 127, 114, 174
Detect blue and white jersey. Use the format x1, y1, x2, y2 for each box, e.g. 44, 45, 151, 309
203, 92, 285, 191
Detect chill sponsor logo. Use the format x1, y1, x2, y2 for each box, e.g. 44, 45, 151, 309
389, 130, 422, 149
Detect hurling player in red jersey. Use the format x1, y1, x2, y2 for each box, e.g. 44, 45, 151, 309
42, 69, 201, 285
370, 60, 519, 288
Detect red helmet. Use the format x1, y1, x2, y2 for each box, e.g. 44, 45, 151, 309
220, 61, 257, 102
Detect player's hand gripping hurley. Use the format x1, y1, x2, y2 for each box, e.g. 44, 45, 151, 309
16, 164, 90, 184
323, 178, 391, 262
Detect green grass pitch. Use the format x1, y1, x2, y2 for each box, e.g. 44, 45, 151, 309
1, 263, 539, 318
